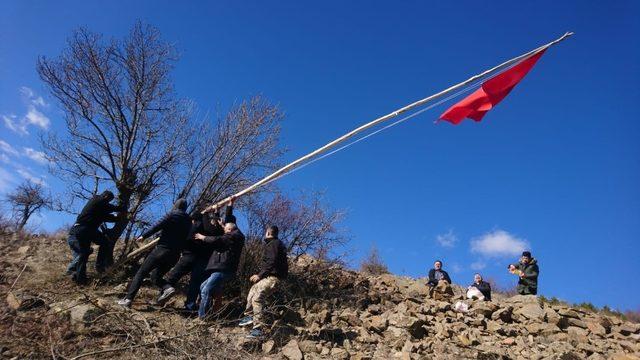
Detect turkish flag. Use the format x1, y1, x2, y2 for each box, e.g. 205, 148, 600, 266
439, 50, 546, 125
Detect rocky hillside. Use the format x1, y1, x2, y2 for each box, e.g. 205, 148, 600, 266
1, 234, 639, 359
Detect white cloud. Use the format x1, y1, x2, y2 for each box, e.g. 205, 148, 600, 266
451, 263, 463, 273
23, 147, 48, 165
470, 261, 486, 271
0, 166, 17, 192
16, 168, 47, 186
0, 153, 9, 164
436, 229, 458, 247
0, 140, 19, 156
3, 87, 50, 135
24, 106, 50, 129
470, 229, 529, 257
20, 86, 47, 107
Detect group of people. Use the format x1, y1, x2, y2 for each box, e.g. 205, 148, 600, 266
65, 191, 540, 338
65, 191, 287, 338
425, 252, 540, 301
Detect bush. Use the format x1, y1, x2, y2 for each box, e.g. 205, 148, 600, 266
360, 245, 389, 275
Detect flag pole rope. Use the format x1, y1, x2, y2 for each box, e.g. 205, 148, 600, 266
127, 32, 572, 260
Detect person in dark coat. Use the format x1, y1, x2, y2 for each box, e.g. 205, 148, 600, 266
467, 273, 492, 301
193, 220, 245, 319
508, 251, 539, 295
118, 198, 191, 307
156, 202, 234, 309
239, 225, 288, 338
426, 260, 454, 300
66, 190, 124, 284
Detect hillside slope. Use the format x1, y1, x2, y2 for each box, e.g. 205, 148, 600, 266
1, 234, 638, 359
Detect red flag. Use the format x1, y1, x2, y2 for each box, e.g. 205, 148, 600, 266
439, 50, 546, 125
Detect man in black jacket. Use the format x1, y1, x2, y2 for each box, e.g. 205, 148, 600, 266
239, 225, 288, 338
156, 202, 234, 309
426, 260, 454, 300
66, 190, 124, 284
193, 220, 245, 319
118, 198, 191, 308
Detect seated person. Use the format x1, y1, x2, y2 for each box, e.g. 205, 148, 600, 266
426, 260, 454, 300
467, 273, 491, 301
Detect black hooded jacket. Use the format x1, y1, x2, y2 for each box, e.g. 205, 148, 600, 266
201, 228, 245, 273
257, 237, 288, 279
141, 199, 191, 251
75, 192, 124, 231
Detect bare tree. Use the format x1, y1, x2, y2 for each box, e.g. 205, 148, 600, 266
175, 95, 284, 212
360, 245, 389, 275
5, 181, 53, 232
245, 192, 347, 259
37, 22, 190, 246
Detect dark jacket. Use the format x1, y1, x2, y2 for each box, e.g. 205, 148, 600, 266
202, 228, 245, 273
183, 213, 223, 255
75, 193, 124, 231
427, 269, 452, 287
512, 258, 539, 295
470, 281, 492, 301
258, 237, 288, 279
141, 200, 192, 252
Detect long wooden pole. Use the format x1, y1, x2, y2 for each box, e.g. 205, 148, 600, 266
127, 32, 573, 260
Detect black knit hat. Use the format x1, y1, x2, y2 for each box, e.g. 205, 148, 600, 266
522, 251, 532, 258
173, 198, 188, 211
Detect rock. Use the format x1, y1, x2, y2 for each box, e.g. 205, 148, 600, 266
566, 326, 589, 344
557, 308, 581, 319
69, 304, 105, 331
299, 340, 318, 354
330, 347, 349, 360
586, 321, 607, 337
365, 315, 388, 334
472, 302, 498, 318
262, 340, 275, 354
544, 307, 562, 326
6, 292, 45, 311
609, 354, 640, 360
339, 308, 361, 326
282, 339, 303, 360
558, 352, 583, 360
613, 323, 638, 336
514, 303, 545, 322
457, 334, 472, 346
6, 292, 21, 310
491, 306, 513, 323
502, 338, 516, 346
505, 294, 539, 304
566, 318, 588, 329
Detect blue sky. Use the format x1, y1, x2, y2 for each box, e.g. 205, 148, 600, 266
1, 1, 638, 310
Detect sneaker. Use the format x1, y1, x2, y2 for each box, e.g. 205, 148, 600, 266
117, 298, 132, 308
238, 315, 253, 327
245, 328, 264, 339
156, 286, 176, 304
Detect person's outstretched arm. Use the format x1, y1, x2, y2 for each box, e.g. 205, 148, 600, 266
140, 213, 171, 239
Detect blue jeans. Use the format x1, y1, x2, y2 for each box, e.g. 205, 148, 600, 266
67, 227, 92, 281
198, 271, 232, 318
